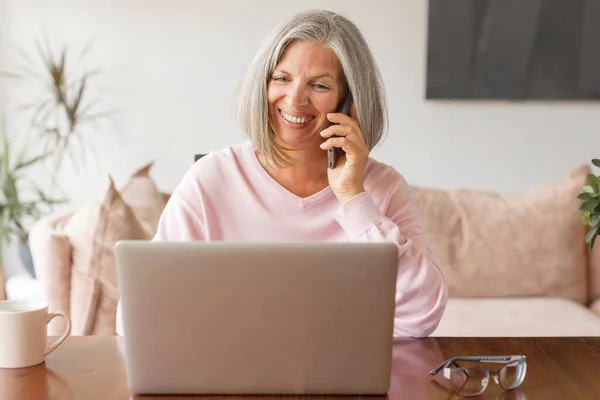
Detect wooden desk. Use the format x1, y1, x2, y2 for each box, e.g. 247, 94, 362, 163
1, 336, 599, 399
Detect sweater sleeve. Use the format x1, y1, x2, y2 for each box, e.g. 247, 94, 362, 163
153, 166, 208, 241
332, 179, 448, 338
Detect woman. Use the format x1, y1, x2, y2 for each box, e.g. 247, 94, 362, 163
117, 9, 447, 338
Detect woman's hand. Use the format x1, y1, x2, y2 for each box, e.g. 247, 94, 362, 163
319, 105, 368, 204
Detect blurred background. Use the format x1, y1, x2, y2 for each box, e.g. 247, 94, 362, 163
0, 0, 598, 303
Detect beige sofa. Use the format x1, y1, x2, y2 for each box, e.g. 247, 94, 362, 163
30, 162, 600, 336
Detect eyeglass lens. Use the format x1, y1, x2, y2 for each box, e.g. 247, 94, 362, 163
499, 360, 526, 390
451, 368, 489, 396
451, 360, 526, 396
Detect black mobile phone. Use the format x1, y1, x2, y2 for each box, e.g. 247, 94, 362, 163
327, 92, 353, 169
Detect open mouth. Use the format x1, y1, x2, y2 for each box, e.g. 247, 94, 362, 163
279, 109, 315, 126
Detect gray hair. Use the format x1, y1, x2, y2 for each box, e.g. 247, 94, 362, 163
236, 9, 388, 166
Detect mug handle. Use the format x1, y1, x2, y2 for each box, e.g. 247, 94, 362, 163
44, 311, 72, 356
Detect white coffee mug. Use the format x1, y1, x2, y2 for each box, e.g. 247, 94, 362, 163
0, 300, 71, 368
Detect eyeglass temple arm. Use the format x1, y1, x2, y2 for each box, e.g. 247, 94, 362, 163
429, 359, 462, 375
458, 355, 525, 363
429, 355, 525, 376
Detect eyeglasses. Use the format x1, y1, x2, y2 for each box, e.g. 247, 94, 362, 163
429, 355, 527, 397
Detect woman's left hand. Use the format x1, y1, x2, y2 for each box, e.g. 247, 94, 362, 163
319, 104, 369, 204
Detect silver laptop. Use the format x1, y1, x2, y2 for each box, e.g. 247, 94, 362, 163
115, 241, 398, 396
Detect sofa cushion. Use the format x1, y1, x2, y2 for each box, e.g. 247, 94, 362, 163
590, 298, 600, 318
431, 297, 600, 337
412, 165, 590, 304
64, 178, 152, 335
119, 161, 168, 234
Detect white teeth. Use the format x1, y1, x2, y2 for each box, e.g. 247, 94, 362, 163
281, 110, 312, 124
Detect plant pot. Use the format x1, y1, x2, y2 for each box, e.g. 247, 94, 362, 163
18, 241, 36, 279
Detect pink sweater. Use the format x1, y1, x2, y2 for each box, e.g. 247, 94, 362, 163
116, 141, 447, 337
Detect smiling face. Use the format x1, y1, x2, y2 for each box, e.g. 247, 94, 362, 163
267, 40, 344, 153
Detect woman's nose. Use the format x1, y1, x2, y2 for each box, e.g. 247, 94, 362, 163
286, 84, 308, 108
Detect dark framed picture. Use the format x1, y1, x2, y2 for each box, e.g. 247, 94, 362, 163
426, 0, 600, 100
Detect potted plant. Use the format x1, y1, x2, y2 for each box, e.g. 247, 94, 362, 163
0, 121, 64, 279
2, 38, 116, 198
579, 159, 600, 251
0, 38, 114, 278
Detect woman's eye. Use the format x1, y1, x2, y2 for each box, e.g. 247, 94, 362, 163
313, 84, 329, 90
273, 76, 290, 82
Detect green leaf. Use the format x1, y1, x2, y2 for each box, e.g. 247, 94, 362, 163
586, 225, 600, 243
578, 193, 596, 201
14, 152, 49, 171
580, 198, 600, 211
1, 126, 9, 173
591, 213, 600, 227
588, 174, 600, 188
581, 185, 596, 194
592, 159, 600, 168
592, 234, 598, 252
582, 211, 591, 225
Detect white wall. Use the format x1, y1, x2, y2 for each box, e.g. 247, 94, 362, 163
2, 0, 598, 205
1, 0, 597, 278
